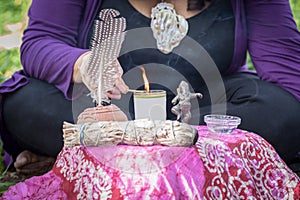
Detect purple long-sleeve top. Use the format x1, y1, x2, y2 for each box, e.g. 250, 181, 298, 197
1, 0, 300, 100
0, 0, 300, 159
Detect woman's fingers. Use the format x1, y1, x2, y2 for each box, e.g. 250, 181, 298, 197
106, 77, 129, 99
115, 77, 129, 94
106, 88, 121, 99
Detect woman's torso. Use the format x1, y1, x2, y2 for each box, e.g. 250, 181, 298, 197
89, 0, 235, 120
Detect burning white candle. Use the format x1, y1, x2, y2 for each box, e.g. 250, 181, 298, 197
133, 66, 166, 120
133, 90, 166, 120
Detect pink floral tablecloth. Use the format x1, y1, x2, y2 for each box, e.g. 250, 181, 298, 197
2, 126, 300, 199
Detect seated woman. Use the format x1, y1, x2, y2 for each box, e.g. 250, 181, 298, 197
0, 0, 300, 176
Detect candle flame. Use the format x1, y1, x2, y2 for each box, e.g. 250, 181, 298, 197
139, 66, 150, 92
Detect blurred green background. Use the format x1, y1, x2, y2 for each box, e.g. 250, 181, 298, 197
0, 0, 31, 83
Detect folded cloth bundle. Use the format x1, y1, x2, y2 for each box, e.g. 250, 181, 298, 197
63, 119, 198, 147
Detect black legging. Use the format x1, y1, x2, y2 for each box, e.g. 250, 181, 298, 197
2, 78, 94, 158
2, 74, 300, 164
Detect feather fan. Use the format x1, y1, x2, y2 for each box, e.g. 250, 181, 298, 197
87, 9, 126, 104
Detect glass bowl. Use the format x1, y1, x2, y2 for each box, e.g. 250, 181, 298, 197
204, 114, 241, 134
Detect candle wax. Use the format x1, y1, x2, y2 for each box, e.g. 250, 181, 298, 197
133, 90, 166, 120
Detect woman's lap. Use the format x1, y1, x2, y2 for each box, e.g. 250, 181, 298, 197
227, 74, 300, 164
2, 74, 300, 164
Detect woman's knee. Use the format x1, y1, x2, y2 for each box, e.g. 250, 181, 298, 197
225, 75, 300, 163
2, 78, 73, 156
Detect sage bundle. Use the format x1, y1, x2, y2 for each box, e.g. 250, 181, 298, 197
63, 119, 198, 147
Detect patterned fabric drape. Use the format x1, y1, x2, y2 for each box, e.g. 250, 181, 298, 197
2, 126, 300, 199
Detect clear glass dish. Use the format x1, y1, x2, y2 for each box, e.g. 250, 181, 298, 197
204, 114, 241, 134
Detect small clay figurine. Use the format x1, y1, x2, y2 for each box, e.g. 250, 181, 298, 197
171, 81, 203, 123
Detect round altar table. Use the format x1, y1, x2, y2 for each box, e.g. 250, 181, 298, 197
2, 126, 300, 199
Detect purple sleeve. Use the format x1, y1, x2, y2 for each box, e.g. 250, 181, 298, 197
246, 0, 300, 101
20, 0, 88, 99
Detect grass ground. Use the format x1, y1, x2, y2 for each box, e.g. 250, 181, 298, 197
0, 0, 300, 195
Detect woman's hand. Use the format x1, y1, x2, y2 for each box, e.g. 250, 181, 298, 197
106, 75, 129, 99
73, 52, 89, 83
73, 52, 129, 100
